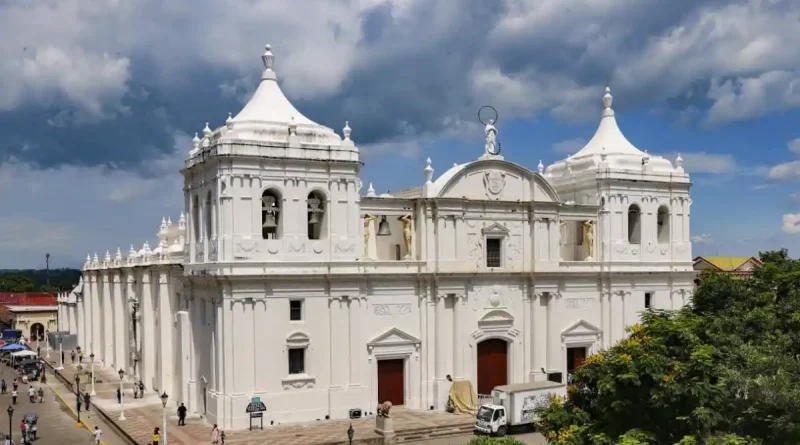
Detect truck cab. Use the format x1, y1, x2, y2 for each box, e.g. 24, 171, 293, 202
475, 404, 508, 436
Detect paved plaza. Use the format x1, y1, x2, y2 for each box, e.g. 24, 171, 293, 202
43, 355, 551, 445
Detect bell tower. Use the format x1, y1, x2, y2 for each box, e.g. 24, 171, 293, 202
182, 45, 362, 267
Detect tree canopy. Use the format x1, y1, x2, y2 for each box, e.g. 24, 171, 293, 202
535, 249, 800, 445
0, 269, 81, 292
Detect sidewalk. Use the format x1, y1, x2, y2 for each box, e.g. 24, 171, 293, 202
46, 356, 473, 445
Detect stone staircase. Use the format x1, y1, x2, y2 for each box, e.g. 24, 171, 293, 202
393, 419, 475, 443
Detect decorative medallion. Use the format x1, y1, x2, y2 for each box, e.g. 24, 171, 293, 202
289, 241, 305, 253
372, 304, 412, 316
312, 241, 323, 254
483, 171, 506, 199
334, 241, 355, 253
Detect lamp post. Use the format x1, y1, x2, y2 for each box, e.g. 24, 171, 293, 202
45, 330, 51, 359
7, 405, 13, 445
347, 423, 354, 445
89, 353, 96, 396
160, 392, 169, 445
118, 369, 126, 420
55, 337, 64, 371
74, 374, 82, 426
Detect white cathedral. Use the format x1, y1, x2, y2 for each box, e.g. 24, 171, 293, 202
57, 45, 695, 430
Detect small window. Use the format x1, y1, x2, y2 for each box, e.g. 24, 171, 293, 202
628, 204, 641, 244
307, 190, 326, 240
290, 300, 303, 321
486, 238, 502, 267
644, 292, 652, 309
288, 348, 305, 374
657, 206, 669, 244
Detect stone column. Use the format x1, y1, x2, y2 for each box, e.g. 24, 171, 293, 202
329, 297, 347, 388
348, 297, 362, 385
452, 294, 465, 379
532, 293, 548, 381
524, 291, 532, 380
433, 295, 448, 410
103, 272, 114, 364
91, 272, 102, 359
158, 268, 174, 396
114, 272, 126, 372
125, 272, 137, 379
77, 274, 88, 350
140, 269, 156, 390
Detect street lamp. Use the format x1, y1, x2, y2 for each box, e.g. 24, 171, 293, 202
347, 423, 354, 445
45, 330, 51, 359
118, 369, 126, 421
160, 392, 169, 445
7, 405, 13, 445
55, 337, 64, 371
89, 353, 96, 396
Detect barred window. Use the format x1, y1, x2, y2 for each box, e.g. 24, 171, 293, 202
486, 238, 502, 268
288, 348, 305, 374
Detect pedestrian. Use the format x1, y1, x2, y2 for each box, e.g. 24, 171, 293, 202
117, 387, 121, 404
1, 379, 6, 394
132, 384, 138, 399
177, 403, 187, 426
27, 387, 35, 403
221, 430, 226, 444
11, 389, 17, 404
138, 381, 144, 397
36, 346, 40, 357
71, 350, 76, 363
211, 424, 219, 444
93, 426, 102, 445
37, 387, 43, 403
84, 392, 91, 411
18, 421, 24, 444
12, 381, 18, 392
3, 433, 12, 445
61, 350, 65, 364
77, 395, 82, 413
152, 427, 161, 445
79, 351, 83, 363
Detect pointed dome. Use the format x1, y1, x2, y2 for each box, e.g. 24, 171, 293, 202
232, 44, 318, 126
572, 87, 644, 159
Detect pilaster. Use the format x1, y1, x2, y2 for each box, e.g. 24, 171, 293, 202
452, 294, 466, 379
157, 268, 174, 396
140, 269, 156, 390
102, 270, 113, 364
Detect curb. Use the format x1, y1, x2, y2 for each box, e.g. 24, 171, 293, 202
44, 360, 139, 445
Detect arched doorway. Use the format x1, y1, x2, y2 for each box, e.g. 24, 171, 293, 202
30, 323, 45, 341
477, 338, 508, 395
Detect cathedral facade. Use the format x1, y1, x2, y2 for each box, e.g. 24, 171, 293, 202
57, 45, 695, 430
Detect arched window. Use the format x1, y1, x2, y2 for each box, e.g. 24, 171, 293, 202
657, 205, 670, 244
261, 188, 282, 240
192, 195, 200, 242
307, 190, 326, 240
627, 204, 641, 244
205, 191, 213, 240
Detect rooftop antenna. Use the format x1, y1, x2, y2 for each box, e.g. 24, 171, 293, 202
45, 253, 50, 286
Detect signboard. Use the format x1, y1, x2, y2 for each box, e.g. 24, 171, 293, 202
246, 397, 266, 431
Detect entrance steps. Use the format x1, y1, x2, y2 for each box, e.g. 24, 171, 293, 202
393, 418, 475, 443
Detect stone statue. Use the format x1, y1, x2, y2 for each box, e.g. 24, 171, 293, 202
485, 119, 497, 155
583, 220, 594, 259
377, 400, 392, 418
398, 215, 413, 259
363, 214, 377, 257
559, 220, 567, 246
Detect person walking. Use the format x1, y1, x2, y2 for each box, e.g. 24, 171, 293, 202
61, 350, 65, 365
177, 403, 187, 426
93, 426, 102, 445
12, 380, 18, 392
18, 421, 25, 445
211, 424, 220, 444
37, 387, 43, 403
1, 379, 6, 394
152, 427, 161, 445
79, 351, 83, 363
116, 388, 122, 404
3, 434, 13, 445
70, 350, 76, 363
27, 387, 35, 403
84, 392, 91, 411
138, 381, 144, 397
11, 389, 17, 405
77, 394, 82, 414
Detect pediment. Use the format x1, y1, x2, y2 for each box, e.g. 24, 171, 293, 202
482, 223, 510, 236
286, 331, 311, 345
368, 327, 420, 347
435, 159, 560, 203
478, 309, 514, 328
561, 319, 601, 338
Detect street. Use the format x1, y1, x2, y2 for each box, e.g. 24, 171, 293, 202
0, 356, 119, 445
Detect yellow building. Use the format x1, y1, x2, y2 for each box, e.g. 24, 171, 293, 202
693, 256, 762, 279
1, 305, 58, 340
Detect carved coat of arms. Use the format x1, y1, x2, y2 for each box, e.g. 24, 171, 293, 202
483, 171, 506, 199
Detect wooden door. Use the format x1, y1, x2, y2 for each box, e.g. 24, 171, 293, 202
567, 347, 587, 373
377, 359, 405, 405
477, 339, 508, 395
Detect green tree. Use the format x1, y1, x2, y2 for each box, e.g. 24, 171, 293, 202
535, 251, 800, 445
0, 274, 35, 292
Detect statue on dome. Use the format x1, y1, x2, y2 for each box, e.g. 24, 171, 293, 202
363, 214, 377, 258
398, 215, 413, 259
485, 119, 498, 155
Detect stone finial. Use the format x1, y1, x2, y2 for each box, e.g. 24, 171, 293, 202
603, 86, 613, 109
192, 132, 200, 150
143, 241, 152, 256
343, 121, 352, 140
115, 247, 122, 261
203, 122, 212, 137
104, 250, 111, 262
366, 182, 377, 198
424, 157, 434, 183
226, 112, 233, 124
160, 217, 167, 232
86, 253, 91, 264
676, 153, 683, 167
262, 44, 275, 71
537, 160, 544, 174
179, 211, 186, 229
93, 253, 99, 263
129, 245, 137, 257
167, 217, 173, 227
453, 162, 458, 167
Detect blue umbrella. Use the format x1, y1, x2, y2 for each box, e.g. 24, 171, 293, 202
0, 343, 25, 351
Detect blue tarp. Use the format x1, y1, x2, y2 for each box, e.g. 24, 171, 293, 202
0, 343, 25, 351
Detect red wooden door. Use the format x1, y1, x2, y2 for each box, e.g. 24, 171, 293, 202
377, 359, 405, 405
477, 339, 508, 395
567, 347, 587, 373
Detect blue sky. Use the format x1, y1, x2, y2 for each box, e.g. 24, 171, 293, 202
1, 0, 800, 268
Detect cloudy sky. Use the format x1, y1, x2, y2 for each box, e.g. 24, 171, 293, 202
1, 0, 800, 268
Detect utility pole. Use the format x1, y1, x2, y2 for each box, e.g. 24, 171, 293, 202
46, 253, 50, 286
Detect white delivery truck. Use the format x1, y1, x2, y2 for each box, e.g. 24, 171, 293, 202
474, 381, 566, 437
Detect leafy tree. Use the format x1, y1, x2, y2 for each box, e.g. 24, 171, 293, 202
466, 437, 527, 445
0, 274, 35, 292
535, 251, 800, 445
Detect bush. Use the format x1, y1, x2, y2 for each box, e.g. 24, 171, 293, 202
466, 436, 527, 445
